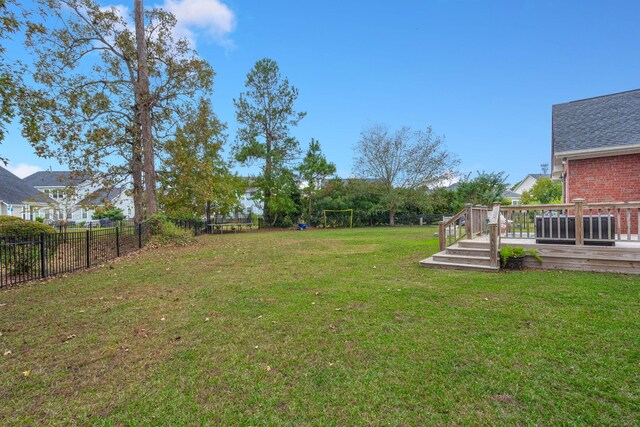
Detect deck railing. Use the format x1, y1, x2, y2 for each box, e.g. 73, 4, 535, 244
501, 199, 640, 243
438, 198, 640, 257
438, 204, 490, 251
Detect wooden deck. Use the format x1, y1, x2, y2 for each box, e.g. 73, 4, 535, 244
475, 235, 640, 274
425, 200, 640, 274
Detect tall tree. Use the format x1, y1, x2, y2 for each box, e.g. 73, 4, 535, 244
134, 0, 157, 216
233, 58, 306, 225
296, 138, 336, 222
353, 124, 459, 225
0, 0, 20, 165
21, 0, 213, 221
159, 98, 241, 218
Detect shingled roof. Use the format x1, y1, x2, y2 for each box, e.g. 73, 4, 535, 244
552, 89, 640, 154
22, 171, 87, 187
79, 187, 125, 206
0, 166, 56, 205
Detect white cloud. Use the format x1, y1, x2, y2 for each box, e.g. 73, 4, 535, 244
7, 163, 44, 179
162, 0, 236, 48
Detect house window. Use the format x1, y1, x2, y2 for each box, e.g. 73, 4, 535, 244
82, 209, 88, 219
512, 200, 521, 206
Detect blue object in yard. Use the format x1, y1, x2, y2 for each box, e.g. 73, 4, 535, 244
297, 223, 307, 230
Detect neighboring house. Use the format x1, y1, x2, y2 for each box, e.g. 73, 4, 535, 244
78, 187, 135, 220
22, 170, 134, 221
0, 166, 56, 219
511, 174, 548, 196
238, 186, 263, 216
502, 189, 522, 205
551, 89, 640, 204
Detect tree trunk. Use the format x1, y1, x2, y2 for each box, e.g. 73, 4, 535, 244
131, 134, 144, 224
307, 193, 312, 224
389, 207, 395, 226
134, 0, 157, 217
263, 190, 271, 226
263, 137, 272, 225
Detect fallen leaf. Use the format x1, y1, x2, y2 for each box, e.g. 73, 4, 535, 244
161, 317, 166, 321
22, 370, 30, 377
254, 345, 259, 349
4, 350, 12, 356
266, 365, 272, 371
335, 308, 342, 311
205, 317, 210, 322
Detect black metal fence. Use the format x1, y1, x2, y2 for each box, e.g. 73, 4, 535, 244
0, 222, 150, 288
394, 214, 449, 226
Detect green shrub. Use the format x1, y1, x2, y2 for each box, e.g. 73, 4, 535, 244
35, 216, 44, 223
0, 217, 58, 275
92, 207, 126, 221
146, 213, 194, 245
499, 246, 543, 268
0, 216, 57, 236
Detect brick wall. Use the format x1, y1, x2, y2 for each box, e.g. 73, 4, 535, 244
567, 153, 640, 234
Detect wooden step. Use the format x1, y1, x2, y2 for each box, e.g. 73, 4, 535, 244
458, 239, 491, 249
419, 256, 499, 273
446, 245, 491, 257
432, 253, 494, 267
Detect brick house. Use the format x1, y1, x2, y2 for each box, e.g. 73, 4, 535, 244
551, 89, 640, 232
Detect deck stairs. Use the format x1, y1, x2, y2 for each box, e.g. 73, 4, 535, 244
420, 239, 499, 272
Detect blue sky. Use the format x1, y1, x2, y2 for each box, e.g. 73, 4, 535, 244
3, 0, 640, 185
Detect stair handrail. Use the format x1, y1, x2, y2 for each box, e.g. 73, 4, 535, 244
438, 203, 490, 251
487, 203, 501, 267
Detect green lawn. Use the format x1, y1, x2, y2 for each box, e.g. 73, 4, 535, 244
0, 227, 638, 425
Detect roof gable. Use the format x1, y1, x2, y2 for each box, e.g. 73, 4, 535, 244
552, 89, 640, 154
0, 167, 56, 205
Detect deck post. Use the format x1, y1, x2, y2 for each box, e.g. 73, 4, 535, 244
574, 198, 585, 245
489, 223, 498, 267
465, 203, 473, 239
438, 221, 446, 252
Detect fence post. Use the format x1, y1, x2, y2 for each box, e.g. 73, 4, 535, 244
85, 229, 90, 268
438, 221, 446, 252
465, 203, 473, 239
39, 232, 46, 279
574, 198, 585, 245
115, 226, 120, 257
138, 223, 143, 248
489, 223, 498, 267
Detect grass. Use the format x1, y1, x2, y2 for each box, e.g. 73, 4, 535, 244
0, 227, 638, 425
